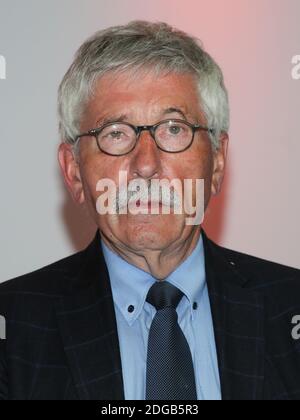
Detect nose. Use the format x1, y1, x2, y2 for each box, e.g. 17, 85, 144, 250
130, 129, 162, 180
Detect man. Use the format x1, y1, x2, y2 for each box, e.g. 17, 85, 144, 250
0, 21, 300, 401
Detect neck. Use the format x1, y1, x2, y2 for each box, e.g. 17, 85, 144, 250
100, 227, 202, 280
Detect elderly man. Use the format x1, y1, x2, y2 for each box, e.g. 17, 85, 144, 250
0, 21, 300, 401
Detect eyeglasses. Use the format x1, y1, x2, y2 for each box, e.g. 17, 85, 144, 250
75, 119, 215, 156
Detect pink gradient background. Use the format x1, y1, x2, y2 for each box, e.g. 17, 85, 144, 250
0, 0, 299, 280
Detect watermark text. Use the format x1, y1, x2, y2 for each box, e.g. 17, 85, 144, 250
291, 55, 300, 80
0, 315, 6, 340
291, 315, 300, 340
0, 55, 6, 80
95, 172, 205, 226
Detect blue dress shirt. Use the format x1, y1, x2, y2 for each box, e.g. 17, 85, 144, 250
101, 233, 221, 400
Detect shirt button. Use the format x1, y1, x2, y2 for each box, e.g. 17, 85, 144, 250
128, 305, 135, 313
193, 302, 198, 310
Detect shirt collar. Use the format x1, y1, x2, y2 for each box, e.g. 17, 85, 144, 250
101, 233, 206, 326
101, 241, 155, 325
166, 234, 206, 320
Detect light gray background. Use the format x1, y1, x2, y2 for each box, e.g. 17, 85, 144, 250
0, 0, 299, 283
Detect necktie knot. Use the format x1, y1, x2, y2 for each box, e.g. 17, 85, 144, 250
146, 281, 184, 311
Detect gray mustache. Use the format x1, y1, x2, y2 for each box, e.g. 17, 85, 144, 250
114, 182, 182, 212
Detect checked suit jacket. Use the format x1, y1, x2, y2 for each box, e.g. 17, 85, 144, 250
0, 230, 300, 400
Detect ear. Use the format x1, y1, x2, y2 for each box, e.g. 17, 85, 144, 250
211, 132, 229, 196
58, 143, 85, 204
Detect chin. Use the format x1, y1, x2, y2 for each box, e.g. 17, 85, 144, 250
125, 224, 178, 251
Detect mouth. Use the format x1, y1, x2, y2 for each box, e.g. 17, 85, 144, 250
135, 200, 163, 209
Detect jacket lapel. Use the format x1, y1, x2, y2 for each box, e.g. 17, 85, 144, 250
202, 231, 265, 400
55, 231, 125, 400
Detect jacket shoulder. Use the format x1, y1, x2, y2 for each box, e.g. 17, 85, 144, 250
214, 241, 300, 286
0, 248, 86, 299
213, 241, 300, 320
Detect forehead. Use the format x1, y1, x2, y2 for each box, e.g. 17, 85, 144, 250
84, 70, 203, 125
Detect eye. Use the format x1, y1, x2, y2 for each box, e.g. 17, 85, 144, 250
168, 125, 182, 135
109, 131, 124, 139
102, 130, 127, 141
100, 123, 134, 142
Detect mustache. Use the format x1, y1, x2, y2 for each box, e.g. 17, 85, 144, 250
113, 180, 182, 213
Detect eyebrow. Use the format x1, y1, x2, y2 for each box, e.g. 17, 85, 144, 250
95, 107, 189, 127
161, 107, 188, 120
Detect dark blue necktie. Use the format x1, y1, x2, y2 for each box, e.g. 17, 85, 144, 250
146, 281, 197, 400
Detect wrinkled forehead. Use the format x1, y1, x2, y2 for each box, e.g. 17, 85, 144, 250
84, 68, 204, 126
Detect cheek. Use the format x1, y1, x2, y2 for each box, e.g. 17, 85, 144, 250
81, 163, 100, 195
80, 150, 112, 188
78, 157, 106, 211
167, 142, 214, 183
79, 155, 125, 217
173, 144, 214, 208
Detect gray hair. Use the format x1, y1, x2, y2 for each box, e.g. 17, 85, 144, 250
58, 21, 229, 149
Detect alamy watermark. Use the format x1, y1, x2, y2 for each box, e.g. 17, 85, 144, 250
291, 55, 300, 80
95, 171, 205, 226
291, 315, 300, 340
0, 55, 6, 80
0, 315, 6, 340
